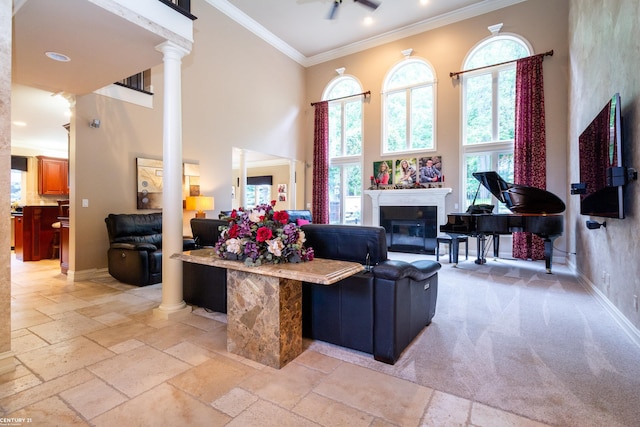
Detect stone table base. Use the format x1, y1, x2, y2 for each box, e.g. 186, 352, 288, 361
226, 270, 302, 369
172, 251, 363, 368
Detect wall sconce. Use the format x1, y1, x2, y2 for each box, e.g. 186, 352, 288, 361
186, 196, 214, 218
89, 119, 101, 128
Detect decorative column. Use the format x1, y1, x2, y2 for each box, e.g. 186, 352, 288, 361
154, 40, 192, 319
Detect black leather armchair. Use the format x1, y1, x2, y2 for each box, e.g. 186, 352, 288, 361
182, 218, 228, 312
301, 224, 440, 364
104, 213, 195, 286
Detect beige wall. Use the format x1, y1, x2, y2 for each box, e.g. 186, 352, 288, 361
70, 1, 306, 272
1, 0, 12, 372
569, 0, 640, 329
305, 0, 569, 248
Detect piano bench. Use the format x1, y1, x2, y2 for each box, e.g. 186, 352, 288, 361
436, 235, 468, 264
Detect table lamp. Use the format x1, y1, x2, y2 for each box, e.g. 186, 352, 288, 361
186, 196, 214, 218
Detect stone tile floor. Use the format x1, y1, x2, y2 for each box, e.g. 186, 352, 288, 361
1, 255, 549, 426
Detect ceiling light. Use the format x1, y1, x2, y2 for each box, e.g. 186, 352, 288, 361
45, 51, 71, 62
363, 16, 374, 26
420, 0, 429, 5
13, 121, 27, 127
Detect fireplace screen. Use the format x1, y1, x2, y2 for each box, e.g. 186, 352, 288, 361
380, 206, 437, 254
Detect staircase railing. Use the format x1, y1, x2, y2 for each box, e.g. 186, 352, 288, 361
157, 0, 197, 20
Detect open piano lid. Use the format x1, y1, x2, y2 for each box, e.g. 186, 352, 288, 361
472, 171, 566, 214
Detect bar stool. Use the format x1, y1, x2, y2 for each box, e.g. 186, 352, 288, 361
436, 235, 468, 264
51, 222, 61, 258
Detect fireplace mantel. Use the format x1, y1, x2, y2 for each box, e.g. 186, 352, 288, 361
365, 188, 452, 235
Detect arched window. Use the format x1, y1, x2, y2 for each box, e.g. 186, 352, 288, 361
382, 58, 436, 154
461, 35, 531, 212
323, 76, 363, 225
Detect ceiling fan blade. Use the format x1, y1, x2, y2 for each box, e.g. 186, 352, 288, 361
327, 1, 340, 20
354, 0, 380, 10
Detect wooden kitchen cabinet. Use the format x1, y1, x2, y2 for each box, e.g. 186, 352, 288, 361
38, 156, 68, 195
13, 206, 59, 261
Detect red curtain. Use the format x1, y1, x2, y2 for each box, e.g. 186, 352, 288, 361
512, 55, 546, 260
312, 102, 329, 224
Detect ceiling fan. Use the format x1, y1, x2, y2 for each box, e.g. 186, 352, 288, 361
328, 0, 381, 20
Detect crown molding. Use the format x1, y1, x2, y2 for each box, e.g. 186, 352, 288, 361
203, 0, 307, 65
205, 0, 527, 68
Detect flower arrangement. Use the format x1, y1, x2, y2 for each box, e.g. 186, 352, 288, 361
215, 200, 314, 266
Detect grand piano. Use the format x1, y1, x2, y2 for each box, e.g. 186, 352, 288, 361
440, 171, 565, 273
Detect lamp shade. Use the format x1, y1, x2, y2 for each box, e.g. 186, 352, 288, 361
186, 196, 214, 213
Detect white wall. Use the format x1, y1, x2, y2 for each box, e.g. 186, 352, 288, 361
71, 1, 306, 272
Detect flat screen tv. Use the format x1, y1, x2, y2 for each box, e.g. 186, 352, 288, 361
578, 93, 624, 218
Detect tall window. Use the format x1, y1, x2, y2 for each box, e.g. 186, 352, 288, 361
325, 76, 363, 224
383, 58, 436, 154
10, 170, 22, 203
461, 35, 530, 212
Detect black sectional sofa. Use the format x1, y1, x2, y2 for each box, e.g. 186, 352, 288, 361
181, 213, 441, 364
182, 218, 228, 312
301, 224, 440, 364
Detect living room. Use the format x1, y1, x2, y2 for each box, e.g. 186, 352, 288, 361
2, 0, 640, 424
52, 0, 639, 334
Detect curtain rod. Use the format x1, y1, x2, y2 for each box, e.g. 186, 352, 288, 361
450, 50, 554, 79
311, 90, 371, 107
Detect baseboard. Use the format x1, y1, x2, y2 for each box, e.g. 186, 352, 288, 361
67, 267, 110, 282
574, 266, 640, 350
0, 350, 16, 375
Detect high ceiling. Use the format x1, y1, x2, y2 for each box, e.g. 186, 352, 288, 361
11, 0, 525, 155
220, 0, 523, 63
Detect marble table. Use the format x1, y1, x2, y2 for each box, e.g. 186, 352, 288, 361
173, 249, 363, 368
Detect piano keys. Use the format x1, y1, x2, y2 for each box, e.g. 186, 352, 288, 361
440, 171, 565, 273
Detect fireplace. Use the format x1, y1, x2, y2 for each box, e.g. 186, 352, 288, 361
380, 206, 437, 253
365, 188, 452, 254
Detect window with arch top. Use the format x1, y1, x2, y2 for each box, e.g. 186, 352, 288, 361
323, 76, 363, 225
382, 58, 436, 154
461, 34, 531, 213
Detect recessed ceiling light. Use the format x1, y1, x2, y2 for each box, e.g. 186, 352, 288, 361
420, 0, 429, 5
363, 16, 374, 26
13, 121, 27, 127
45, 51, 71, 62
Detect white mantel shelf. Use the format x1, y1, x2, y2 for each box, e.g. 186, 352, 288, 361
365, 188, 452, 236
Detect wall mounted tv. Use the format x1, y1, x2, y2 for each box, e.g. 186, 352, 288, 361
577, 93, 625, 218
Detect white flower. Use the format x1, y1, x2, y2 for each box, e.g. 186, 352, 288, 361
297, 230, 306, 245
248, 209, 266, 223
266, 238, 284, 257
226, 238, 242, 254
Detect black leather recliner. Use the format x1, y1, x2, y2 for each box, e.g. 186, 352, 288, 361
182, 218, 228, 312
104, 213, 195, 286
301, 224, 440, 364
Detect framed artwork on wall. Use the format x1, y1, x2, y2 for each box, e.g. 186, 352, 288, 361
136, 158, 201, 209
137, 158, 163, 209
183, 163, 201, 198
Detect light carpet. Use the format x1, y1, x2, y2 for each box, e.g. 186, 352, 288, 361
305, 258, 640, 427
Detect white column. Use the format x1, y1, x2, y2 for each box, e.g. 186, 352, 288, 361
154, 41, 191, 319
